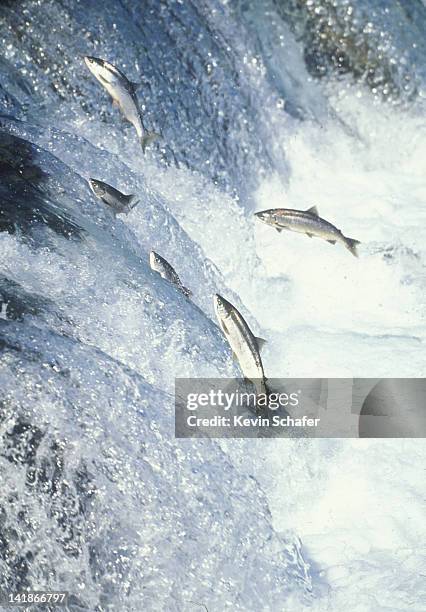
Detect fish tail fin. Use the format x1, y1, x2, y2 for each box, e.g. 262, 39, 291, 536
264, 379, 276, 407
344, 237, 361, 258
254, 378, 270, 402
127, 195, 140, 211
254, 378, 277, 416
141, 131, 161, 153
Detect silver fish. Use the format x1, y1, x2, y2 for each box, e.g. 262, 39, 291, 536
150, 251, 191, 297
214, 294, 267, 396
255, 206, 360, 257
89, 178, 139, 215
84, 56, 159, 152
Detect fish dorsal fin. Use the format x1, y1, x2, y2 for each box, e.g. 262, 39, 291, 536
256, 337, 267, 352
306, 205, 319, 216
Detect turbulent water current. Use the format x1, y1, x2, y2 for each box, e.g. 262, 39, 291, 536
0, 1, 425, 610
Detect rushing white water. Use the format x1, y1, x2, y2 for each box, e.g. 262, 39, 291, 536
0, 0, 425, 610
163, 88, 426, 610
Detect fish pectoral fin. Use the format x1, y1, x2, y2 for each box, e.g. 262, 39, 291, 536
232, 351, 239, 362
182, 286, 192, 298
256, 337, 267, 351
306, 232, 314, 238
129, 81, 139, 94
276, 227, 283, 233
220, 320, 229, 336
327, 239, 336, 244
306, 205, 319, 216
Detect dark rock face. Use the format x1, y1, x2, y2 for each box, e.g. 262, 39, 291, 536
0, 0, 275, 192
273, 0, 426, 101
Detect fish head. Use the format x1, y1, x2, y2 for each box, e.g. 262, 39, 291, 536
84, 56, 103, 75
254, 209, 276, 227
88, 178, 106, 199
149, 251, 162, 271
214, 294, 234, 320
84, 56, 113, 83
